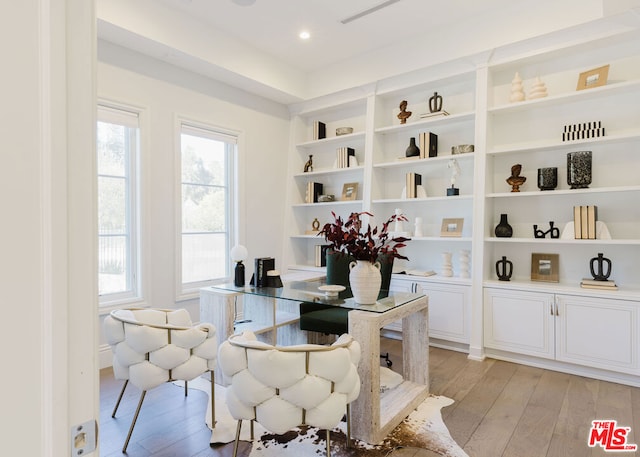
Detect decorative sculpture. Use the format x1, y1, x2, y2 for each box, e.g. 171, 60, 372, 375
590, 253, 612, 281
429, 91, 443, 113
495, 256, 513, 281
509, 72, 525, 102
303, 154, 313, 173
441, 252, 453, 277
528, 76, 548, 99
506, 163, 526, 192
397, 100, 412, 124
534, 221, 560, 239
459, 250, 470, 278
447, 158, 461, 196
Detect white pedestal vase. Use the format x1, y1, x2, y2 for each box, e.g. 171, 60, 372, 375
349, 260, 382, 304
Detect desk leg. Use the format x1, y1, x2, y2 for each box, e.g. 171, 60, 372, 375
402, 307, 429, 387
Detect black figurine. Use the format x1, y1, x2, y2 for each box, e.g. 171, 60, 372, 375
534, 221, 560, 239
429, 92, 443, 113
495, 256, 513, 281
590, 253, 612, 281
303, 154, 313, 173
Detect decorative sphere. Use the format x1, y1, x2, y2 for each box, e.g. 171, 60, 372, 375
230, 245, 248, 262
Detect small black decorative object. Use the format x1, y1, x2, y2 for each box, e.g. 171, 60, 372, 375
590, 252, 612, 281
233, 261, 245, 287
567, 151, 592, 189
494, 214, 513, 238
446, 186, 459, 196
405, 137, 420, 157
495, 256, 513, 281
429, 91, 443, 113
303, 154, 313, 173
537, 167, 557, 191
534, 221, 560, 239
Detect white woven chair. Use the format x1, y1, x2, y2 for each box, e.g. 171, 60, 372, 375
218, 331, 361, 457
104, 308, 217, 452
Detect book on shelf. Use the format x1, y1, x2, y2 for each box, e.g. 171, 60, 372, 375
250, 257, 275, 287
405, 172, 422, 198
401, 269, 436, 277
336, 147, 355, 168
313, 121, 326, 140
573, 205, 598, 239
581, 278, 617, 287
580, 280, 618, 291
306, 181, 323, 203
418, 131, 438, 158
315, 244, 331, 267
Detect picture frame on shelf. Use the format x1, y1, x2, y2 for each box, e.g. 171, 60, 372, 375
576, 64, 609, 91
341, 182, 358, 201
530, 253, 559, 283
440, 218, 464, 237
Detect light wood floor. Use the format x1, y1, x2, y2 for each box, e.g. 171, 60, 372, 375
100, 339, 640, 457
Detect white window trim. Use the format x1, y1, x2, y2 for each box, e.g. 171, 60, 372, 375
175, 115, 241, 301
97, 100, 148, 309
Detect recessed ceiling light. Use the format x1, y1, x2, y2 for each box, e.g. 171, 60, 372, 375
299, 31, 311, 40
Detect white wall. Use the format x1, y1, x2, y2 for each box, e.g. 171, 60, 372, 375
97, 42, 290, 364
1, 1, 98, 456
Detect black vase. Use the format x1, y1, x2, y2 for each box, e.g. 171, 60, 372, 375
494, 214, 513, 238
495, 256, 513, 281
325, 250, 354, 288
405, 137, 420, 157
567, 151, 592, 189
537, 167, 558, 191
589, 253, 612, 281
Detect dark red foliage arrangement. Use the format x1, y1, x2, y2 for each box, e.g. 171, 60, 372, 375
318, 211, 410, 262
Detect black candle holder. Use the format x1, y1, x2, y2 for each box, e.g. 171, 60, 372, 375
589, 253, 612, 281
495, 256, 513, 281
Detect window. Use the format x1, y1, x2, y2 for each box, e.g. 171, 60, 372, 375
97, 105, 140, 304
179, 123, 236, 292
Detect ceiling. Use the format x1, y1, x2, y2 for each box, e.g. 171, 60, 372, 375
97, 0, 640, 103
151, 0, 516, 73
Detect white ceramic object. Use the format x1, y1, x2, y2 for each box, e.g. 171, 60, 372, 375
318, 284, 346, 297
349, 260, 382, 304
528, 76, 548, 99
441, 252, 453, 277
509, 72, 525, 102
459, 250, 470, 278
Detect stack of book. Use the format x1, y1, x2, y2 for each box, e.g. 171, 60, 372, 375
580, 278, 618, 290
306, 182, 323, 203
314, 245, 331, 267
405, 172, 422, 198
418, 131, 438, 158
336, 147, 355, 168
573, 205, 597, 239
313, 121, 326, 140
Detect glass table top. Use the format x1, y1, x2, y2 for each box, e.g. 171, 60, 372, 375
207, 279, 424, 314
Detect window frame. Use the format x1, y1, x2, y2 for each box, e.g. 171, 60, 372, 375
96, 102, 143, 307
176, 117, 239, 299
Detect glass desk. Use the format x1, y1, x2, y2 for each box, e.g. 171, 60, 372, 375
200, 278, 430, 444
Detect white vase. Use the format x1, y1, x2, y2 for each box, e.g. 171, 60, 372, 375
349, 260, 382, 304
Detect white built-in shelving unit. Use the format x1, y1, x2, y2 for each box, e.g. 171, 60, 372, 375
283, 24, 640, 385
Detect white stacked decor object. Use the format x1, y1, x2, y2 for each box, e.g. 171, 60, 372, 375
459, 250, 470, 278
509, 72, 525, 102
441, 252, 453, 277
414, 217, 424, 237
528, 76, 548, 99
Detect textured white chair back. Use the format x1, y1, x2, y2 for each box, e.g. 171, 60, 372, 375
103, 308, 217, 452
218, 331, 361, 456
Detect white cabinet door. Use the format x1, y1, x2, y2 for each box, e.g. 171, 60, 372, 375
484, 288, 555, 359
389, 278, 470, 343
556, 295, 640, 374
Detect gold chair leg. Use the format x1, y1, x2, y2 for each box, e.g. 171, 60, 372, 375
232, 420, 242, 457
250, 419, 254, 440
346, 403, 352, 448
326, 429, 331, 457
210, 370, 215, 428
122, 390, 146, 453
111, 379, 128, 418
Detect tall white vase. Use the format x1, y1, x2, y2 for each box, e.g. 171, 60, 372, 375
349, 260, 382, 304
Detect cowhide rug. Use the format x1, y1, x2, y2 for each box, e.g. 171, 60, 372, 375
179, 372, 468, 457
